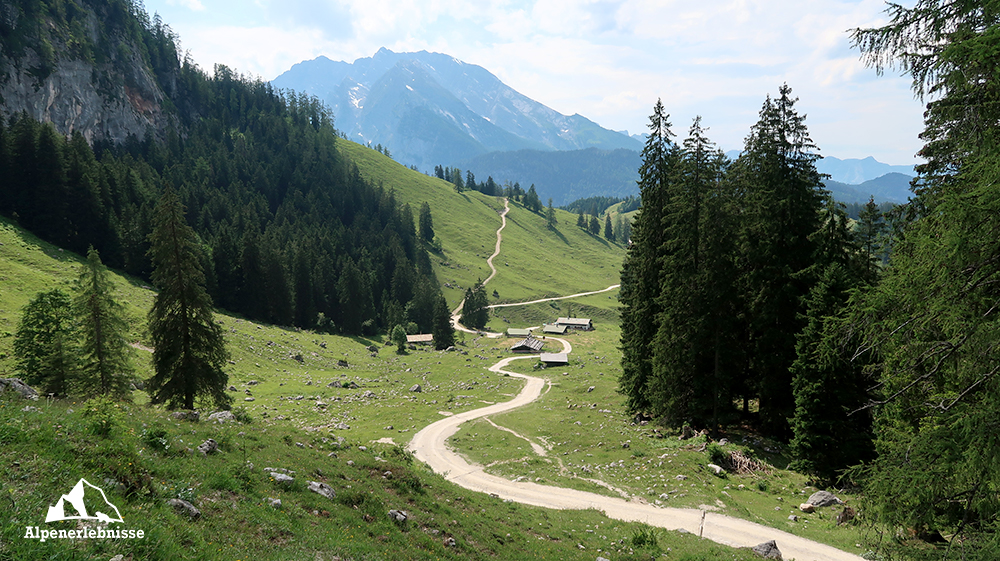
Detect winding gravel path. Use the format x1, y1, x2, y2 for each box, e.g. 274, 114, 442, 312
416, 197, 862, 560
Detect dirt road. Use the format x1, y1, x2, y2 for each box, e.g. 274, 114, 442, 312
408, 349, 863, 561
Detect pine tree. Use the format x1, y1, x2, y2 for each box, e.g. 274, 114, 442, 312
460, 280, 489, 330
73, 247, 134, 400
147, 187, 230, 410
431, 294, 456, 350
577, 210, 586, 228
419, 202, 434, 242
604, 214, 614, 241
647, 116, 736, 430
619, 99, 678, 414
546, 198, 557, 228
588, 215, 600, 235
14, 289, 76, 397
729, 85, 826, 436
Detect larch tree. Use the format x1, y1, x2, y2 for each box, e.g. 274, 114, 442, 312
73, 247, 134, 400
147, 187, 230, 410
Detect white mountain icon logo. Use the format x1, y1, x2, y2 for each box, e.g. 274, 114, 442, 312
45, 479, 124, 524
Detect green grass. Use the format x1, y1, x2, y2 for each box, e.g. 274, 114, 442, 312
0, 146, 869, 559
338, 139, 625, 309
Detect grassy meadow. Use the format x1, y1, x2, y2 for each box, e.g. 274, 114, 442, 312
0, 148, 868, 560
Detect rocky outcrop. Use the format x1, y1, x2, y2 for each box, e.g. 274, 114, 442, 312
0, 6, 174, 145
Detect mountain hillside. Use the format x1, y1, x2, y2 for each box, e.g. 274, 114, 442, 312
271, 49, 642, 169
815, 156, 916, 184
822, 172, 914, 204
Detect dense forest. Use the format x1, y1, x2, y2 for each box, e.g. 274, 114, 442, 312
622, 2, 1000, 557
0, 0, 447, 337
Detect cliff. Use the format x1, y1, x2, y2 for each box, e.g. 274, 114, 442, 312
0, 0, 176, 143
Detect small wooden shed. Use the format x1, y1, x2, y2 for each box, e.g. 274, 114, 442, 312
540, 352, 568, 365
511, 336, 544, 353
406, 334, 434, 345
555, 317, 593, 331
542, 324, 567, 335
507, 328, 532, 337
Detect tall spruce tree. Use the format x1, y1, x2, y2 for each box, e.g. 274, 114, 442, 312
847, 3, 1000, 555
619, 99, 678, 414
419, 202, 434, 243
431, 293, 456, 350
647, 117, 736, 430
728, 85, 826, 436
147, 187, 230, 410
74, 247, 134, 400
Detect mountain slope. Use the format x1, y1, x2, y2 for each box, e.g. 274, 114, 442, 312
271, 49, 642, 169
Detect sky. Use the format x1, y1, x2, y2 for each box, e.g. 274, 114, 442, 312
141, 0, 925, 165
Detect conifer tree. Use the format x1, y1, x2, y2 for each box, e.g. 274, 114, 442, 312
728, 85, 826, 435
546, 198, 557, 228
577, 210, 586, 228
619, 99, 678, 414
14, 289, 76, 397
604, 214, 614, 241
588, 215, 600, 235
418, 202, 434, 242
147, 187, 230, 410
846, 3, 1000, 553
460, 280, 489, 330
74, 247, 134, 400
392, 325, 407, 353
431, 294, 456, 350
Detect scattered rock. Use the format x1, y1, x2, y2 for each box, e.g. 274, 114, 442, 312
270, 473, 294, 484
21, 405, 38, 412
707, 463, 726, 475
207, 411, 236, 424
228, 385, 237, 391
327, 381, 339, 388
109, 555, 125, 561
268, 497, 281, 508
798, 503, 816, 513
362, 390, 376, 399
388, 509, 407, 523
347, 382, 359, 389
807, 490, 843, 508
197, 439, 218, 456
751, 540, 783, 559
308, 481, 336, 500
675, 475, 688, 481
167, 498, 201, 519
366, 345, 378, 353
171, 410, 199, 422
337, 359, 349, 368
788, 515, 798, 522
678, 425, 696, 440
409, 384, 422, 393
443, 537, 456, 547
0, 378, 38, 400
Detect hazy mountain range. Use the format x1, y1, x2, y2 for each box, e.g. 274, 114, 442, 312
273, 49, 915, 206
272, 48, 642, 171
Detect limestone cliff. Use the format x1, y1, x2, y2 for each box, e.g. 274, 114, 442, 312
0, 0, 175, 143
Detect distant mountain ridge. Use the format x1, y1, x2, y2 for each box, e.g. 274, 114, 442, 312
271, 49, 642, 170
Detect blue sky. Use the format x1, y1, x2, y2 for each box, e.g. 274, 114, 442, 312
141, 0, 924, 165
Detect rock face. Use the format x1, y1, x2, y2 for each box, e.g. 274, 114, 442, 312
171, 410, 200, 422
0, 378, 39, 400
0, 2, 177, 146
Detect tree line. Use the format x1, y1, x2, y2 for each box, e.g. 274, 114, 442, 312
622, 1, 1000, 556
0, 63, 451, 340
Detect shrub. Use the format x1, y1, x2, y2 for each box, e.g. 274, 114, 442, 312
81, 396, 125, 438
141, 425, 171, 453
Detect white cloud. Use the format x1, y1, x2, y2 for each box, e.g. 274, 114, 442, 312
141, 0, 925, 163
